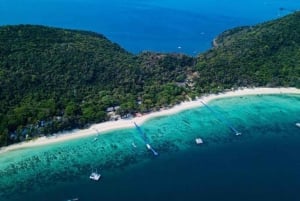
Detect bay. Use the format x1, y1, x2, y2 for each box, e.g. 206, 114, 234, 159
1, 0, 299, 54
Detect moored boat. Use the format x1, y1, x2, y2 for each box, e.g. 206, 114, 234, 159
195, 138, 203, 144
66, 198, 79, 201
89, 170, 101, 181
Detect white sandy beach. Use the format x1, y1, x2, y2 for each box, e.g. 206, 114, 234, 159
0, 87, 299, 154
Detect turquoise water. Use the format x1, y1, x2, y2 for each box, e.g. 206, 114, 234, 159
0, 94, 300, 201
1, 0, 300, 54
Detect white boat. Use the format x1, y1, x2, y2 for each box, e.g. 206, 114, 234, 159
146, 143, 151, 150
296, 123, 300, 128
89, 170, 101, 181
235, 132, 242, 136
66, 198, 79, 201
195, 138, 203, 144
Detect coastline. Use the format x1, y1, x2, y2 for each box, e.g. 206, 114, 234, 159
1, 87, 299, 154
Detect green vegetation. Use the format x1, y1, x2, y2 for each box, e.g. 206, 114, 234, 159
0, 12, 299, 146
195, 12, 300, 93
0, 25, 194, 146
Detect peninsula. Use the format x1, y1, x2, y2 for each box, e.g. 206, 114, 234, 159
0, 12, 299, 147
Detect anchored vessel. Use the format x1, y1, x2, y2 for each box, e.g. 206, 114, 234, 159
195, 138, 203, 144
66, 198, 79, 201
90, 170, 101, 181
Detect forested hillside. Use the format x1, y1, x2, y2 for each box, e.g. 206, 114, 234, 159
0, 12, 299, 146
0, 25, 194, 146
194, 12, 300, 93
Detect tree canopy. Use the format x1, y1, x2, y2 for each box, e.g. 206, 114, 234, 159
0, 12, 299, 146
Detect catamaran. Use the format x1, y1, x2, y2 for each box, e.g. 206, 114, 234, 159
89, 169, 101, 181
195, 138, 203, 144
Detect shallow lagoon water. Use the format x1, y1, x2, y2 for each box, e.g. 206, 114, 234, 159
0, 94, 300, 201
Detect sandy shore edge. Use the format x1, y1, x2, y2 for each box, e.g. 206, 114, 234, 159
1, 87, 299, 154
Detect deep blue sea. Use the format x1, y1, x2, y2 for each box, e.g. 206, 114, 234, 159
1, 0, 300, 55
0, 94, 300, 201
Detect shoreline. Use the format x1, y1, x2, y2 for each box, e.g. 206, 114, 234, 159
1, 87, 299, 154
